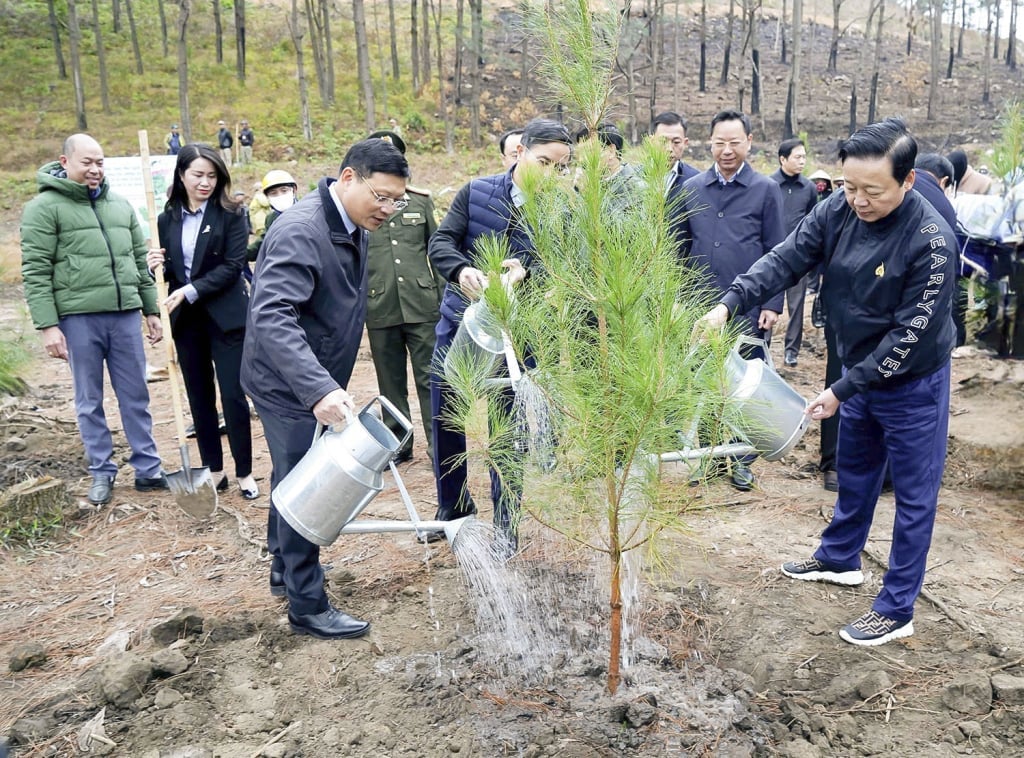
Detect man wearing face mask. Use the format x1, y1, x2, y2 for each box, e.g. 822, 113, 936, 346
247, 170, 298, 262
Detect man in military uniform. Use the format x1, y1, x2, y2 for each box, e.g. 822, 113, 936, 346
365, 130, 445, 462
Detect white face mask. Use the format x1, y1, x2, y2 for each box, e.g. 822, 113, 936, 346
268, 190, 295, 213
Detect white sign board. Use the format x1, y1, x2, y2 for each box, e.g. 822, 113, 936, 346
103, 154, 178, 239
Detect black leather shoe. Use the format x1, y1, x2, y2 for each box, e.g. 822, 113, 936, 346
784, 350, 798, 367
269, 571, 286, 597
288, 605, 370, 639
134, 475, 168, 492
393, 448, 414, 464
88, 475, 115, 505
823, 470, 839, 492
213, 474, 229, 492
729, 463, 756, 492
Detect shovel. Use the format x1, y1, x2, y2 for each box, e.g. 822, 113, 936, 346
138, 130, 218, 518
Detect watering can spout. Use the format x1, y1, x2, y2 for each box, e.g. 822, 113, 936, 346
443, 516, 474, 547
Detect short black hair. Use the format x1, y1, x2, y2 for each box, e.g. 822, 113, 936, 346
499, 128, 524, 156
839, 117, 916, 183
520, 118, 573, 149
947, 149, 969, 184
651, 111, 687, 135
915, 152, 955, 185
710, 110, 752, 137
340, 138, 410, 179
778, 138, 805, 160
575, 123, 625, 155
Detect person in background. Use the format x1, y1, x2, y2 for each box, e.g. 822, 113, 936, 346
574, 122, 642, 212
364, 129, 444, 464
247, 170, 298, 262
426, 118, 573, 552
147, 144, 258, 501
698, 118, 956, 646
833, 174, 845, 191
165, 124, 182, 156
216, 120, 234, 167
21, 134, 167, 505
770, 138, 818, 368
238, 120, 255, 166
651, 111, 700, 190
947, 149, 994, 195
242, 139, 410, 640
499, 128, 524, 170
249, 182, 272, 238
808, 169, 834, 201
678, 109, 786, 492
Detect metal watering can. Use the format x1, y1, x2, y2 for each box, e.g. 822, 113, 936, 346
722, 336, 809, 461
273, 397, 471, 547
444, 299, 506, 380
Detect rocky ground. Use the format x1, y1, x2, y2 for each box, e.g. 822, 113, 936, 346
0, 277, 1022, 757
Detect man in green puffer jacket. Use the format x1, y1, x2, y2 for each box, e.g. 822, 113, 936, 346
21, 133, 168, 505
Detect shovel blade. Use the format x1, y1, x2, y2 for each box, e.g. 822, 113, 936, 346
166, 467, 218, 518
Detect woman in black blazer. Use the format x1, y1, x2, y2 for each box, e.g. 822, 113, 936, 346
147, 144, 258, 499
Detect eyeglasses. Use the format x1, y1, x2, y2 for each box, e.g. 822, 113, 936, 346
523, 147, 572, 175
359, 173, 408, 211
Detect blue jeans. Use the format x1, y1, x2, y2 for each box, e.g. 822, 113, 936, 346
815, 363, 951, 621
62, 311, 163, 479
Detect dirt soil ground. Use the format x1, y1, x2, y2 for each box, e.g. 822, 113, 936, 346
1, 278, 1023, 757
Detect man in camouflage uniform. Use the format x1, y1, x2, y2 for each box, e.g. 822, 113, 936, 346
365, 130, 445, 462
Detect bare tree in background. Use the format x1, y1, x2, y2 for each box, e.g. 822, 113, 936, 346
783, 0, 802, 138
68, 0, 88, 130
411, 0, 420, 92
176, 0, 192, 142
47, 0, 67, 79
454, 0, 465, 104
291, 0, 313, 139
1006, 0, 1017, 69
112, 0, 121, 32
699, 0, 707, 91
743, 0, 762, 115
868, 0, 886, 123
947, 0, 956, 78
388, 0, 400, 79
372, 0, 390, 119
994, 0, 1002, 59
721, 0, 735, 85
957, 0, 967, 58
430, 0, 454, 152
159, 0, 169, 57
983, 0, 992, 102
422, 0, 432, 85
827, 0, 845, 72
90, 0, 111, 112
320, 0, 335, 100
469, 0, 483, 144
126, 0, 143, 74
236, 0, 246, 81
213, 0, 223, 64
645, 0, 665, 133
777, 0, 788, 63
307, 0, 328, 104
354, 0, 376, 131
927, 0, 941, 119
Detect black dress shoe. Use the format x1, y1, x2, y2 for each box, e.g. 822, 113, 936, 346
88, 475, 115, 505
134, 475, 168, 492
214, 475, 229, 492
784, 350, 798, 367
823, 469, 839, 492
729, 462, 756, 492
269, 571, 286, 597
288, 605, 370, 639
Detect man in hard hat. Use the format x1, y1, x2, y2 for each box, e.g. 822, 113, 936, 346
247, 170, 298, 262
364, 130, 444, 464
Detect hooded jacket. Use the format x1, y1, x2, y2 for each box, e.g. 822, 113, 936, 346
21, 161, 158, 330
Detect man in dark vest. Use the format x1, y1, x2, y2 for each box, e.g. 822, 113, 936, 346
425, 118, 573, 552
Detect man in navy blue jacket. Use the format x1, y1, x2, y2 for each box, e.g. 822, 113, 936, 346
699, 118, 956, 647
425, 118, 572, 552
242, 140, 410, 641
679, 110, 786, 491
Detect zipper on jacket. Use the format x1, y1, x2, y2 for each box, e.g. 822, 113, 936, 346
92, 196, 124, 311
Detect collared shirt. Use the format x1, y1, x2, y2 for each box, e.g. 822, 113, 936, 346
713, 161, 745, 185
329, 183, 360, 245
180, 202, 207, 303
510, 177, 527, 208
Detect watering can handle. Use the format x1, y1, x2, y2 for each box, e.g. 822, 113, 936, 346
733, 335, 775, 371
364, 396, 414, 450
309, 407, 356, 448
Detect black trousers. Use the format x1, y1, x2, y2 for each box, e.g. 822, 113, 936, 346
819, 322, 842, 472
254, 402, 328, 616
173, 306, 252, 476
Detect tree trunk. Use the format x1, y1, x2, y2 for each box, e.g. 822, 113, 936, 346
353, 0, 376, 131
371, 0, 389, 119
868, 0, 885, 123
90, 0, 111, 113
778, 0, 787, 62
47, 0, 68, 79
235, 0, 246, 81
1007, 0, 1017, 69
469, 0, 483, 145
721, 0, 735, 86
957, 0, 966, 58
306, 0, 328, 104
411, 0, 420, 93
454, 0, 465, 104
994, 0, 1001, 60
388, 0, 400, 79
674, 0, 681, 103
749, 4, 761, 115
849, 80, 857, 135
519, 17, 529, 99
213, 0, 223, 64
176, 0, 191, 142
784, 0, 802, 137
946, 0, 955, 78
112, 0, 122, 32
158, 0, 169, 57
647, 0, 663, 131
290, 0, 312, 140
983, 0, 992, 102
421, 0, 431, 84
927, 0, 941, 119
429, 0, 454, 153
906, 0, 914, 56
321, 0, 335, 101
827, 0, 842, 72
699, 0, 707, 91
68, 0, 88, 130
125, 0, 143, 74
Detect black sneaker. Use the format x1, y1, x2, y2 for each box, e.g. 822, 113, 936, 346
781, 558, 864, 586
839, 610, 914, 646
